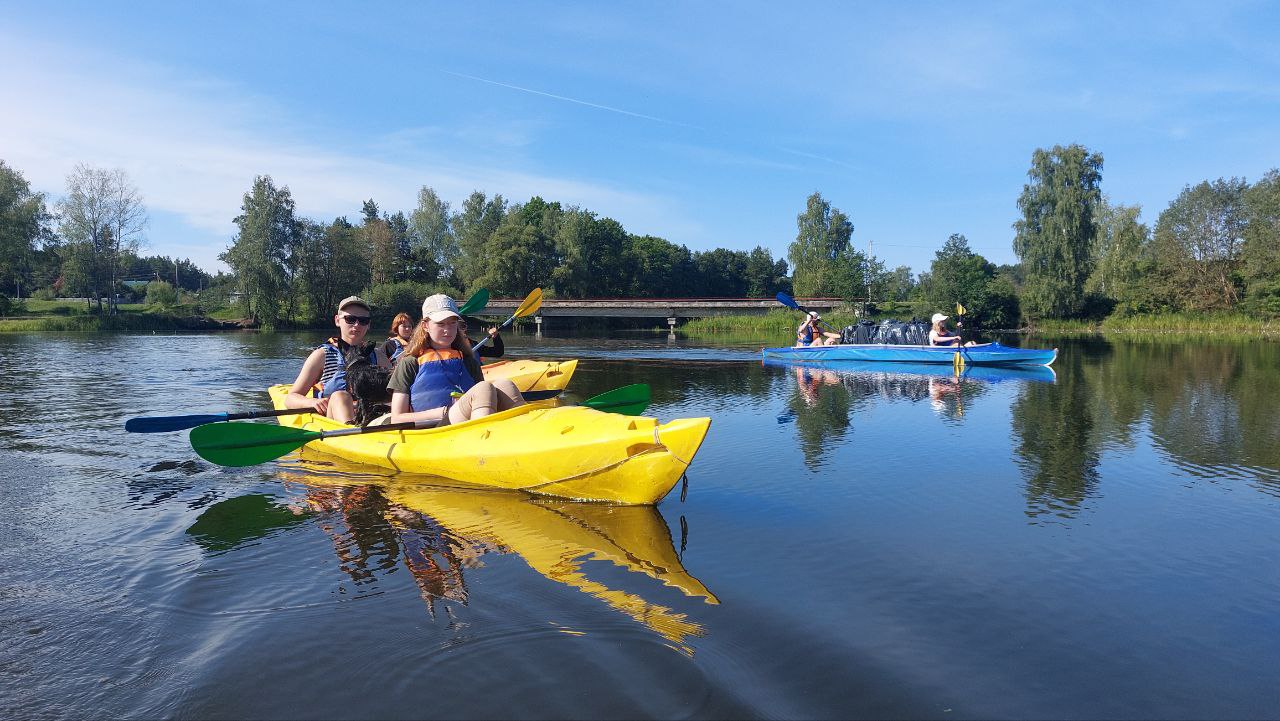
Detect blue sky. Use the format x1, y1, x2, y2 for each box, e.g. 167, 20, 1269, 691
3, 1, 1278, 277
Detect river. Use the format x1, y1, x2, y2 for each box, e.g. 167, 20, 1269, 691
1, 330, 1277, 719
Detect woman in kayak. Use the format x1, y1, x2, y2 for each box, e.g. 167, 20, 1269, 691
928, 313, 974, 346
796, 312, 840, 347
386, 294, 525, 426
383, 312, 415, 364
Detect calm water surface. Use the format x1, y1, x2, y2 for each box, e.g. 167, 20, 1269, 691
1, 330, 1278, 719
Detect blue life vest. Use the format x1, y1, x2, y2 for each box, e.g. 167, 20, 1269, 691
386, 337, 407, 362
316, 338, 376, 398
797, 324, 814, 345
408, 348, 477, 412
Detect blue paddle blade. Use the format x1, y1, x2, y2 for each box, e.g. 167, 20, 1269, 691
776, 292, 799, 310
126, 413, 230, 433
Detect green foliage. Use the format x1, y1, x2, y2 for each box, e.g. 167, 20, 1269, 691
1152, 177, 1249, 311
221, 175, 298, 326
625, 235, 694, 296
788, 192, 862, 298
918, 234, 1016, 328
364, 280, 461, 321
145, 280, 179, 309
1242, 169, 1280, 305
0, 160, 52, 299
408, 187, 453, 284
1014, 144, 1103, 319
32, 286, 57, 301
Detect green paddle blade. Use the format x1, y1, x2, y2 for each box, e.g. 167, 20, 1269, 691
582, 383, 651, 416
190, 422, 322, 467
458, 288, 489, 316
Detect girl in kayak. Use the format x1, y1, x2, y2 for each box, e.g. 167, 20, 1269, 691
796, 312, 839, 347
386, 294, 525, 426
929, 313, 975, 346
383, 312, 414, 364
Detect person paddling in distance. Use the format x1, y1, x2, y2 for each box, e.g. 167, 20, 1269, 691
929, 312, 975, 347
461, 316, 504, 359
796, 311, 840, 347
383, 312, 414, 364
386, 294, 525, 426
285, 296, 391, 424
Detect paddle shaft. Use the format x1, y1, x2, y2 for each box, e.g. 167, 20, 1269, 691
474, 289, 541, 352
776, 293, 839, 333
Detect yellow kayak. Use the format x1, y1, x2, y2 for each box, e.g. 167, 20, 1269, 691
267, 384, 711, 504
282, 460, 718, 649
481, 359, 577, 395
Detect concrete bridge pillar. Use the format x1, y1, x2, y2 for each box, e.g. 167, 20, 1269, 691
534, 314, 543, 338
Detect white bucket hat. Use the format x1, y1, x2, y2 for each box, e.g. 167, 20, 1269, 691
931, 313, 949, 324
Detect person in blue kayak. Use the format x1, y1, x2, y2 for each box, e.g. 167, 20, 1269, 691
284, 295, 392, 424
386, 294, 525, 426
796, 311, 840, 347
929, 313, 975, 346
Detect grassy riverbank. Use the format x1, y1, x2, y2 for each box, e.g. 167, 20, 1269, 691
0, 299, 244, 332
1034, 313, 1280, 338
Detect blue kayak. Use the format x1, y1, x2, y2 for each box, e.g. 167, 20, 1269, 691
763, 357, 1057, 383
761, 342, 1057, 367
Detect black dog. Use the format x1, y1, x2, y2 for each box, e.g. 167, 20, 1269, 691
343, 341, 393, 426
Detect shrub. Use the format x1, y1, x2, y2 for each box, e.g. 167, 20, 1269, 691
145, 280, 179, 309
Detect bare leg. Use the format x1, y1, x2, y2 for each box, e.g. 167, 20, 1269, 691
490, 378, 526, 410
448, 382, 498, 425
327, 390, 357, 424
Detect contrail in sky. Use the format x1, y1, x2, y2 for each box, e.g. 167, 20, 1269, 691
441, 69, 701, 129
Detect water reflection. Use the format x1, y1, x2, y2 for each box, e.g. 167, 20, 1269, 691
186, 493, 313, 552
273, 457, 719, 651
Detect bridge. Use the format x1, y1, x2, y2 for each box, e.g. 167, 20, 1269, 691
470, 297, 845, 329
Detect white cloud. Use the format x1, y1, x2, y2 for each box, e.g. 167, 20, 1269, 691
0, 31, 691, 270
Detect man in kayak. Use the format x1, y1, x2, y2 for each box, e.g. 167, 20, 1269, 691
929, 313, 975, 346
386, 294, 525, 426
284, 296, 392, 424
796, 311, 840, 347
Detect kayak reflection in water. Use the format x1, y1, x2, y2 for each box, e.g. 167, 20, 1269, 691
286, 460, 719, 651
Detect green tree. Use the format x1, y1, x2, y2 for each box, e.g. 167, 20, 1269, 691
744, 246, 788, 297
1242, 169, 1280, 314
1151, 177, 1249, 311
474, 199, 557, 295
1087, 198, 1153, 314
452, 191, 507, 290
408, 187, 453, 284
924, 234, 996, 321
876, 265, 916, 302
56, 164, 148, 313
221, 176, 298, 326
0, 160, 52, 299
789, 192, 855, 297
1013, 144, 1103, 319
552, 208, 629, 297
624, 235, 693, 296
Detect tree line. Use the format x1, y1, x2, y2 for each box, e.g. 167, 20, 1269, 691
219, 176, 791, 325
3, 147, 1278, 328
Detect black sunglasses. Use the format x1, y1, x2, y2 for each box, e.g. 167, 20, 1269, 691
341, 314, 371, 326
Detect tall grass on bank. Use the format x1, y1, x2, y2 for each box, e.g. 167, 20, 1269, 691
681, 309, 860, 339
0, 313, 227, 332
1035, 313, 1280, 338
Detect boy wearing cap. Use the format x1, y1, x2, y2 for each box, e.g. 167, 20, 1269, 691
386, 294, 524, 426
796, 311, 840, 347
284, 295, 390, 423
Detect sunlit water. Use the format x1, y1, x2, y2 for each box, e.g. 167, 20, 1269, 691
1, 330, 1278, 719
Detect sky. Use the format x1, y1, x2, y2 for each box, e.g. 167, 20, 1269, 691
2, 1, 1278, 278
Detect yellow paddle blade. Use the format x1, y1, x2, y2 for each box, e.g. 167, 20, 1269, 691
955, 302, 966, 316
515, 288, 543, 318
